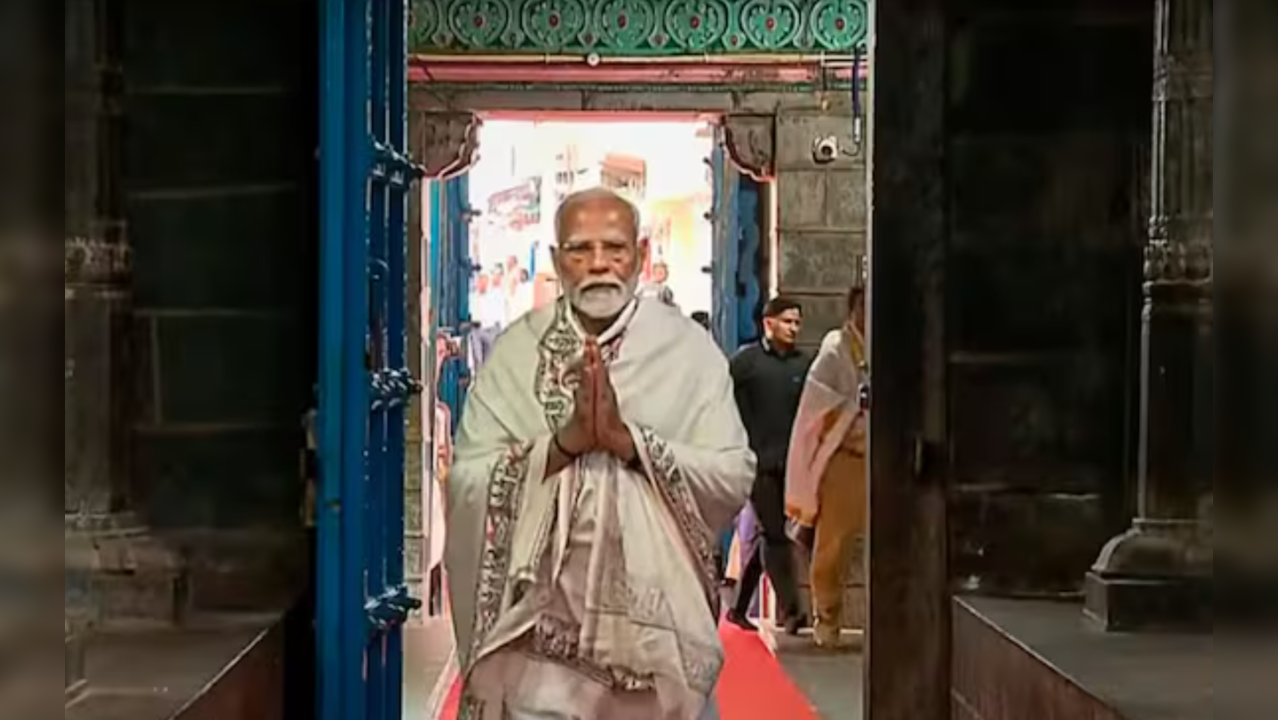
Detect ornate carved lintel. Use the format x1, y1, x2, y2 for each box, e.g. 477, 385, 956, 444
64, 237, 131, 286
415, 111, 481, 180
721, 114, 775, 181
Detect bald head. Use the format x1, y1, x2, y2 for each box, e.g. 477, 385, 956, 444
554, 187, 641, 246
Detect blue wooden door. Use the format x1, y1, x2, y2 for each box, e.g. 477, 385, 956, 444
710, 130, 764, 354
316, 2, 420, 720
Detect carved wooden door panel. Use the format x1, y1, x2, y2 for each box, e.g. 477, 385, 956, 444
317, 2, 422, 720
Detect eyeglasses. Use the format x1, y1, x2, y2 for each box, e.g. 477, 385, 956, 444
557, 239, 634, 263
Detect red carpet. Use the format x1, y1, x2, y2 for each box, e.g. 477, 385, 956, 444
437, 623, 819, 719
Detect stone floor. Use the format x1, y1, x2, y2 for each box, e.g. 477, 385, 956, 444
403, 617, 456, 720
770, 631, 865, 720
63, 614, 277, 720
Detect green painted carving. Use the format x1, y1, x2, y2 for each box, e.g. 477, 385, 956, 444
448, 0, 511, 47
409, 0, 869, 55
741, 0, 803, 50
663, 0, 731, 51
809, 0, 866, 51
520, 0, 588, 48
409, 0, 441, 46
593, 0, 656, 49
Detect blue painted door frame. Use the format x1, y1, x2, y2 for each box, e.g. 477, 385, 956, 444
317, 2, 420, 720
431, 175, 473, 434
734, 178, 763, 349
710, 129, 763, 354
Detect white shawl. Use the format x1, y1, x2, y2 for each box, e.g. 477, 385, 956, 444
785, 327, 867, 526
445, 297, 755, 719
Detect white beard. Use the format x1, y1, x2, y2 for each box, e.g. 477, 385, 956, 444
568, 274, 640, 320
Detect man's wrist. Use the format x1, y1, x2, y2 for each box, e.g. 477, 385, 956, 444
611, 430, 638, 464
553, 431, 584, 458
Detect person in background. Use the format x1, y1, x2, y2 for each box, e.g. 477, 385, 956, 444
785, 286, 869, 649
445, 187, 754, 720
470, 274, 505, 371
724, 297, 812, 635
510, 267, 535, 321
639, 260, 677, 307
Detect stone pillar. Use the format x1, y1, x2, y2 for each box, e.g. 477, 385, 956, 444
61, 0, 103, 696
64, 0, 130, 524
1085, 0, 1213, 632
64, 0, 185, 629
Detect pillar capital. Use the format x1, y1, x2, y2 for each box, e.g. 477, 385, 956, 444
722, 114, 776, 182
413, 110, 480, 180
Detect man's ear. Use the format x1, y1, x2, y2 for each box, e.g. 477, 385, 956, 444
638, 237, 651, 267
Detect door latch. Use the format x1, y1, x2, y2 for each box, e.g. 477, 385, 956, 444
365, 585, 423, 634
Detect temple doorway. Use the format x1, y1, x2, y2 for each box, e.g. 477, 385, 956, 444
406, 110, 789, 719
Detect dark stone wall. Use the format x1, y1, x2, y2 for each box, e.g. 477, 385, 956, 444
946, 0, 1153, 596
122, 0, 317, 532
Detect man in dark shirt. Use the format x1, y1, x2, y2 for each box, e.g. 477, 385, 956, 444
725, 296, 813, 633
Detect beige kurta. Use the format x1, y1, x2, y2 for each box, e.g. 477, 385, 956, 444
445, 297, 755, 720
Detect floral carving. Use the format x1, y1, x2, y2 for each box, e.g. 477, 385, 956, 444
411, 0, 869, 55
593, 0, 657, 48
663, 0, 731, 51
520, 0, 588, 48
809, 0, 866, 51
446, 0, 513, 48
408, 0, 441, 47
740, 0, 802, 50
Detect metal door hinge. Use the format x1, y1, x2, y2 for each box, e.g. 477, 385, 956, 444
365, 585, 422, 634
370, 368, 421, 409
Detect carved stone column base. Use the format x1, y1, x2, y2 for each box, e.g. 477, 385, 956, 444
65, 514, 188, 628
1084, 572, 1211, 632
1084, 521, 1212, 632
